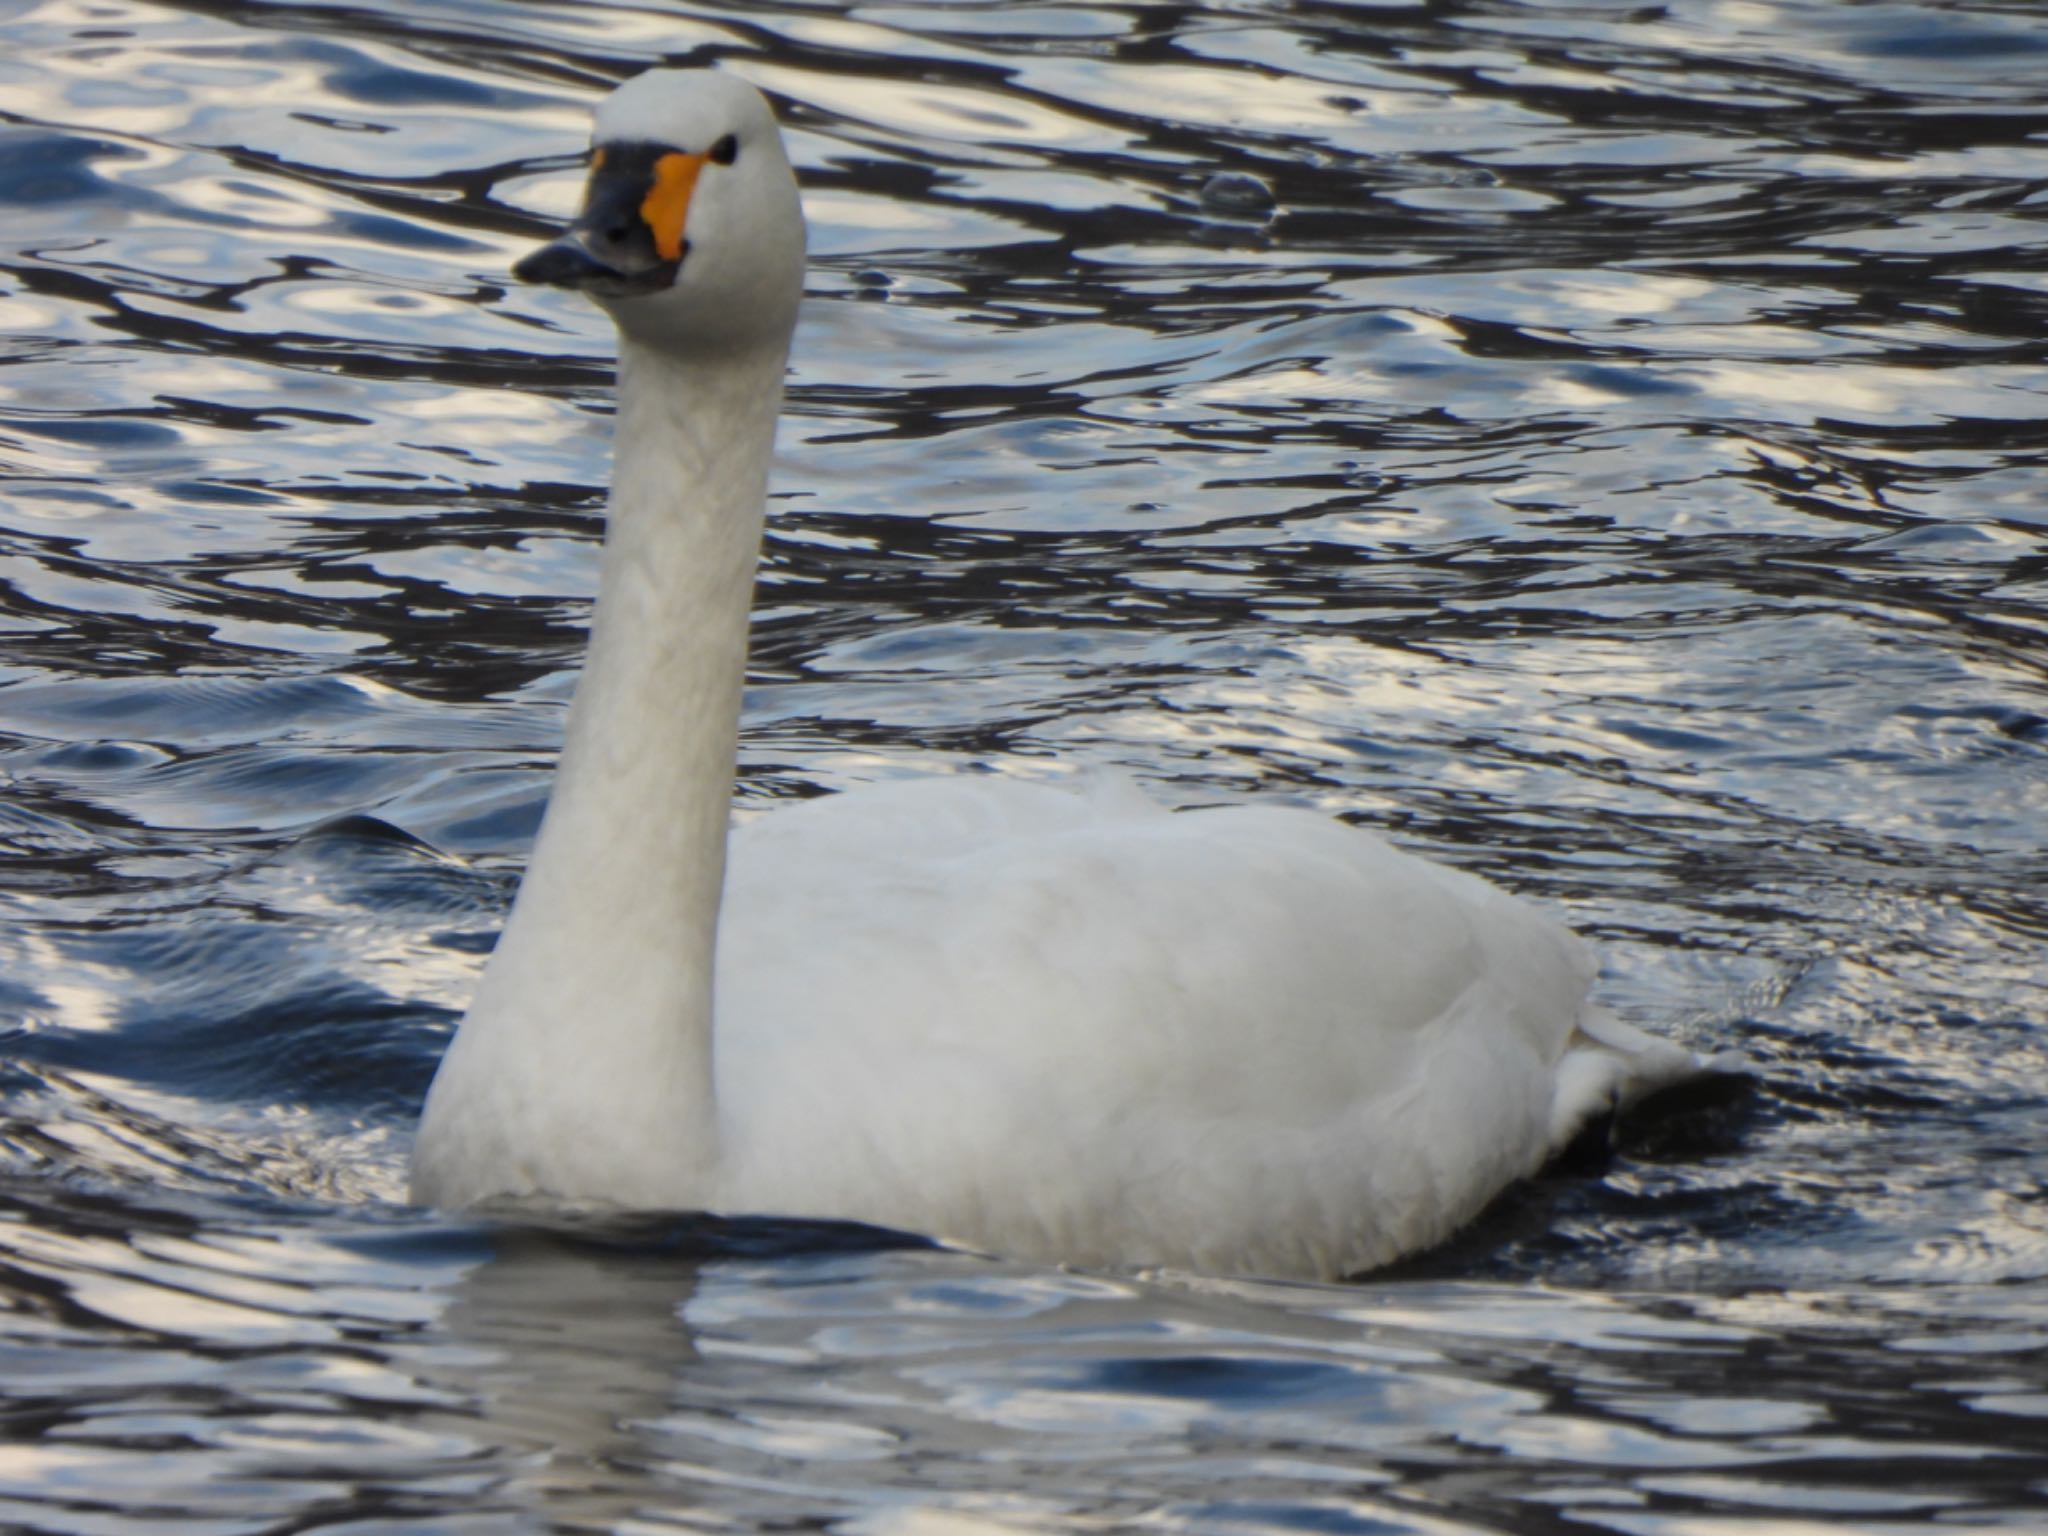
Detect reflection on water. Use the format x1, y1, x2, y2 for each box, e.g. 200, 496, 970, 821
2, 1189, 2042, 1531
1, 0, 2045, 1529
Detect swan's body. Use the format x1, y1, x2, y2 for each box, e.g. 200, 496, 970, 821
411, 70, 1713, 1279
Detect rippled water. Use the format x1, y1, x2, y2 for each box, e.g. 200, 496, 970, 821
2, 0, 2045, 1529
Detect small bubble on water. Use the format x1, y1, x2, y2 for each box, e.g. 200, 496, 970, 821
1197, 171, 1277, 221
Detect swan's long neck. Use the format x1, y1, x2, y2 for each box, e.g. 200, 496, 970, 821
424, 333, 786, 1207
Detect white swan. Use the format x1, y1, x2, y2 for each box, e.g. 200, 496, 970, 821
410, 69, 1716, 1279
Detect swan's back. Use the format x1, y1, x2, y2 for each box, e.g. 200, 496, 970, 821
713, 777, 1624, 1276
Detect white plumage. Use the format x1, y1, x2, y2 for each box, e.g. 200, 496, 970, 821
409, 69, 1714, 1279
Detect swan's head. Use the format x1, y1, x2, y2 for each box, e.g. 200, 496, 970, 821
515, 70, 805, 354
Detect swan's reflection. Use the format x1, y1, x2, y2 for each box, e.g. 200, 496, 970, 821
429, 1220, 700, 1523
405, 1213, 929, 1527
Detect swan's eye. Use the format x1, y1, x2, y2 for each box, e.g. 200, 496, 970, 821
709, 132, 739, 166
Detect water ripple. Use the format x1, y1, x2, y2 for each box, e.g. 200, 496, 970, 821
0, 0, 2045, 1529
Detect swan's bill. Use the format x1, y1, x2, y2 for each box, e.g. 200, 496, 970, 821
514, 140, 719, 298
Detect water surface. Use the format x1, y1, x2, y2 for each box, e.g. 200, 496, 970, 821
1, 0, 2044, 1530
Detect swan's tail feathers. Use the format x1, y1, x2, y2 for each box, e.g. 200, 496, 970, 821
1547, 1007, 1750, 1161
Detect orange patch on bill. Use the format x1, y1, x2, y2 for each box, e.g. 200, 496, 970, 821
640, 151, 708, 263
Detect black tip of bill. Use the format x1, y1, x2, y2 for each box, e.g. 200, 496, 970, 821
513, 233, 680, 298
513, 235, 614, 288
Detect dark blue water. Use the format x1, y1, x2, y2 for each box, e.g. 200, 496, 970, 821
1, 0, 2044, 1529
